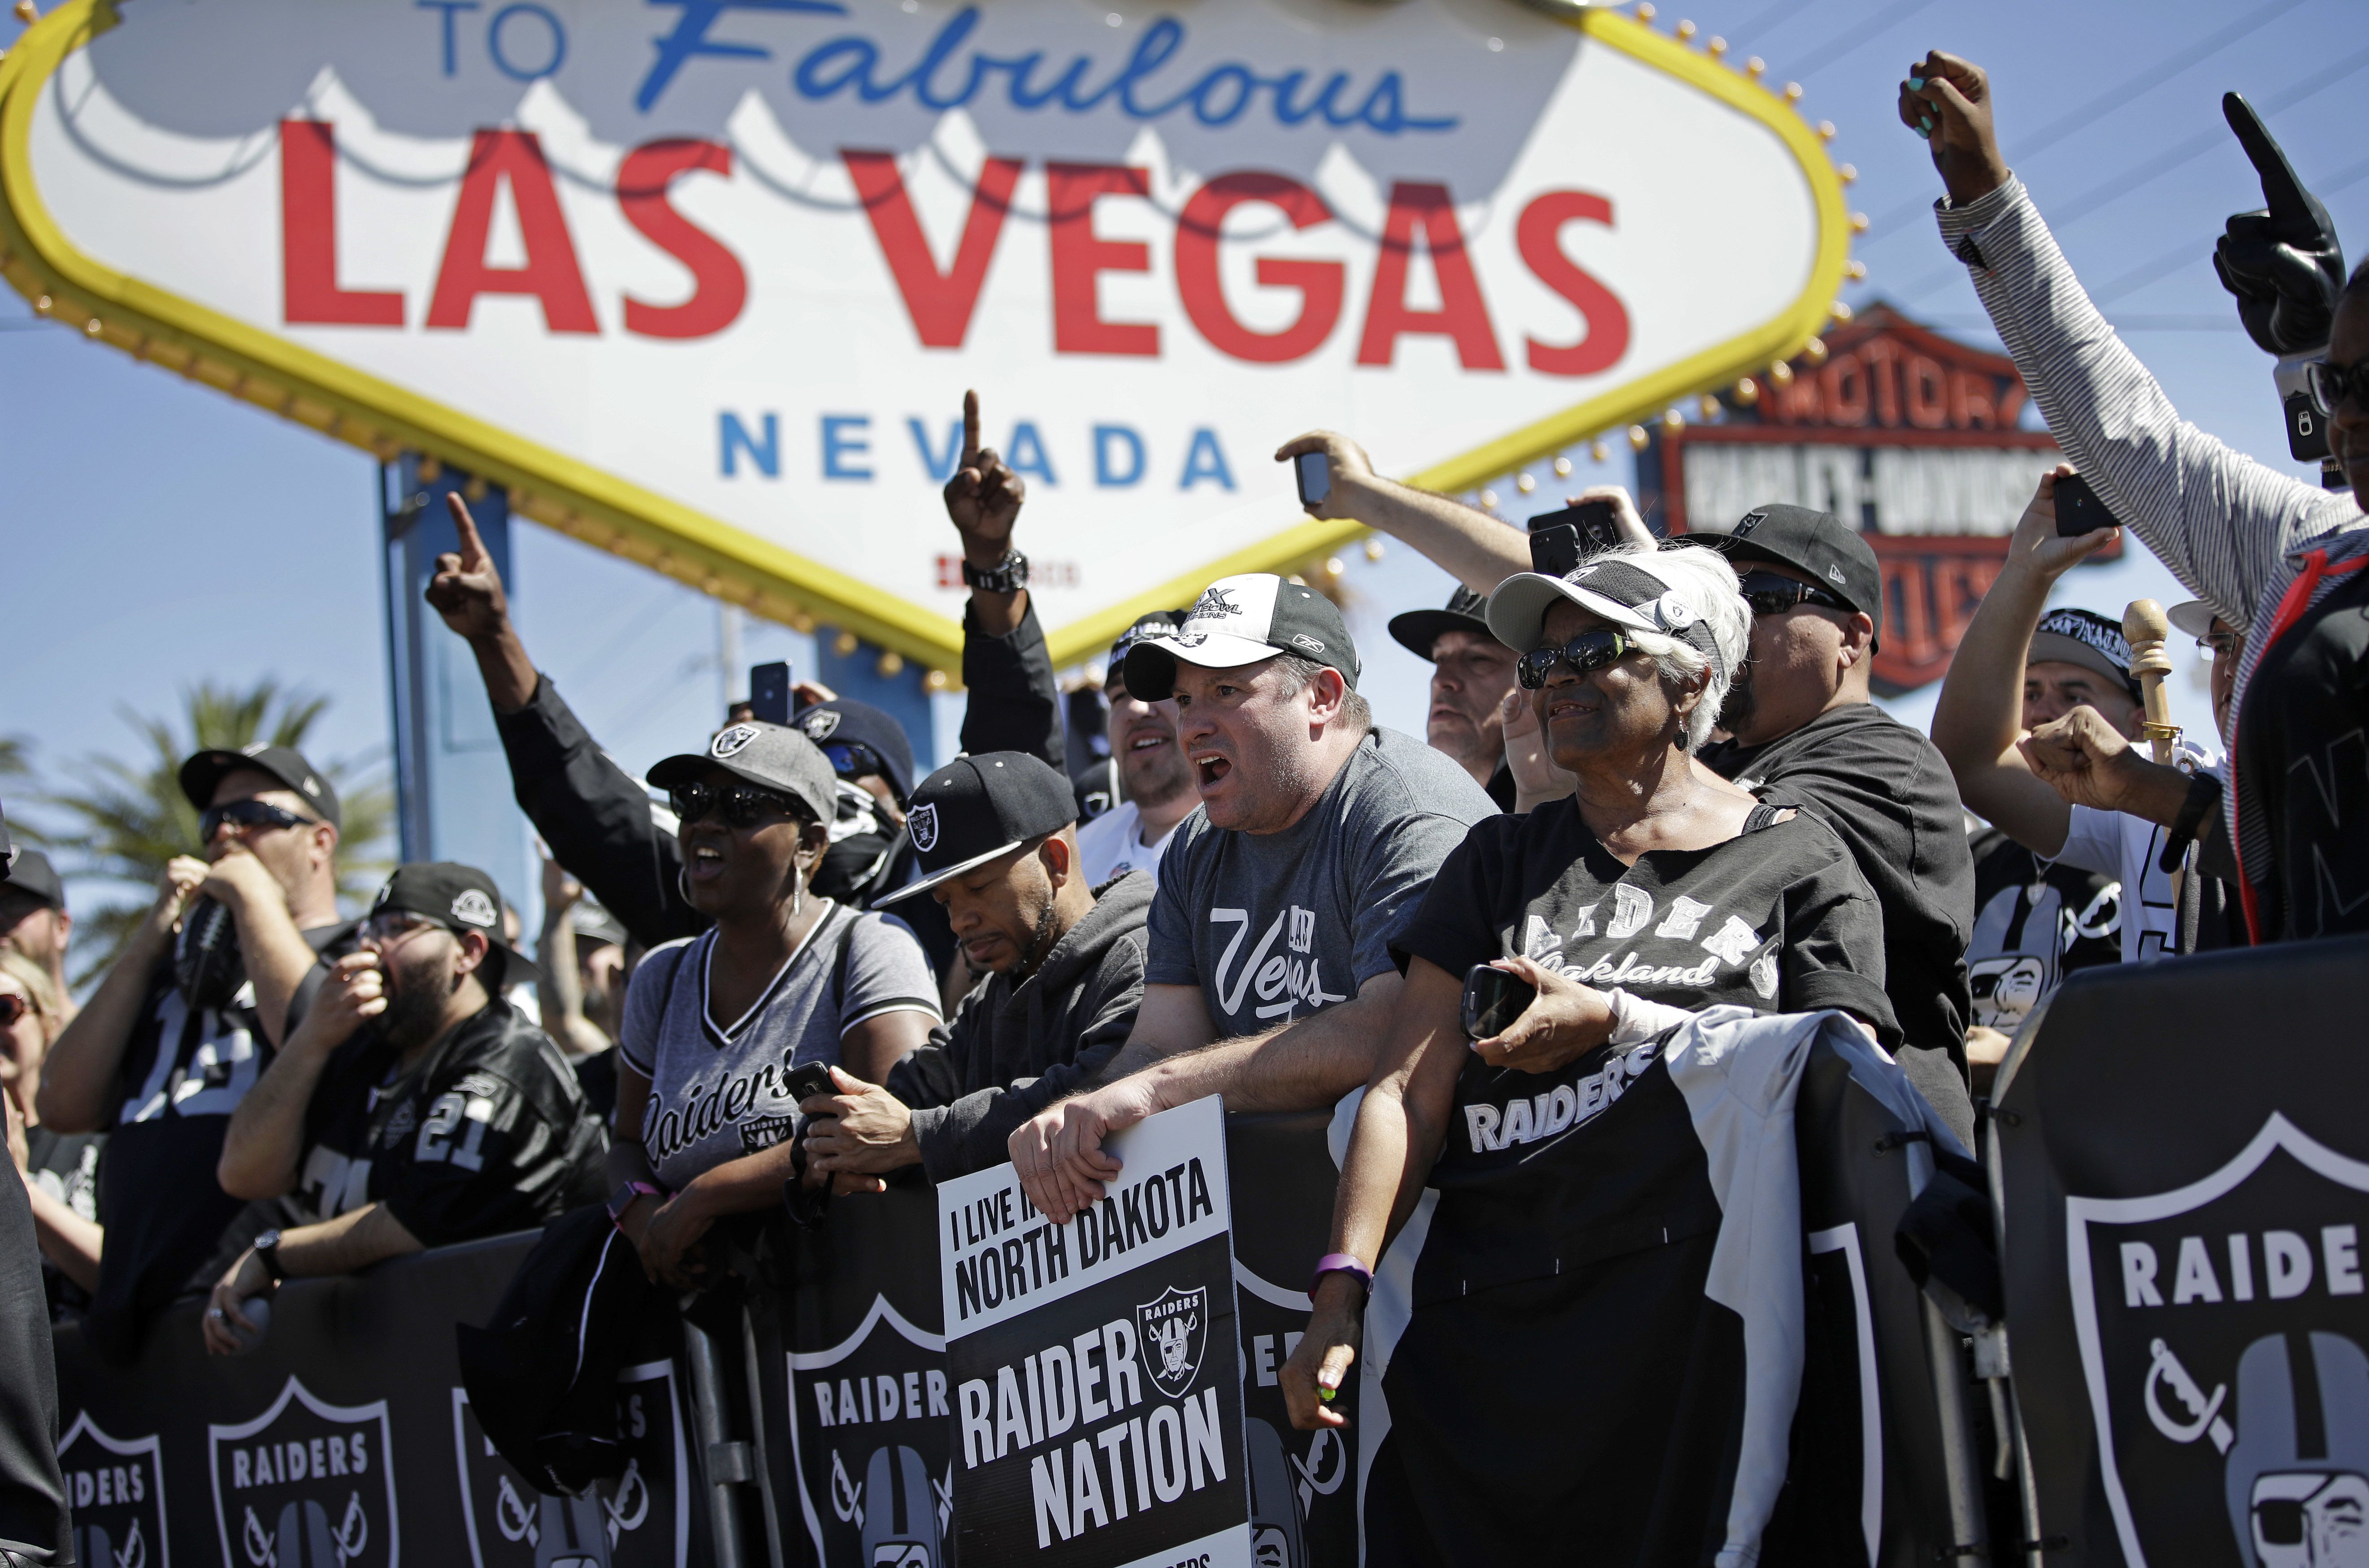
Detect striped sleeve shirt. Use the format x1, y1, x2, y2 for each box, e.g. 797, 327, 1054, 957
1932, 177, 2369, 929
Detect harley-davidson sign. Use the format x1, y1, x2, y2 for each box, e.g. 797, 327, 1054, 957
1637, 302, 2110, 693
0, 0, 1848, 669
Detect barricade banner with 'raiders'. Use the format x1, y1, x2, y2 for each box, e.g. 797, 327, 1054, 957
1995, 934, 2369, 1567
938, 1095, 1251, 1568
51, 1232, 694, 1568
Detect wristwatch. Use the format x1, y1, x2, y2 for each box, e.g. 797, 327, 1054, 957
961, 549, 1029, 595
608, 1180, 662, 1226
252, 1229, 287, 1284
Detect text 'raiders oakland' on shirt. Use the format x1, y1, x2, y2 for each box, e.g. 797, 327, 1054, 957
1144, 729, 1496, 1035
621, 901, 941, 1191
1392, 798, 1896, 1289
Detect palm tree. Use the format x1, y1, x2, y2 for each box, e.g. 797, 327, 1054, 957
39, 680, 392, 985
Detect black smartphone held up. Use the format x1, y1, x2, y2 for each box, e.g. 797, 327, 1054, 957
1460, 964, 1539, 1041
2053, 474, 2122, 537
784, 1061, 837, 1107
1294, 451, 1332, 508
1527, 501, 1621, 576
750, 661, 792, 724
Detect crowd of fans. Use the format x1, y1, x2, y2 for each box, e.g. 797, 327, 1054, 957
3, 39, 2366, 1566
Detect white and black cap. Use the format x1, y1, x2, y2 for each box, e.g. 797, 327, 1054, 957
1123, 574, 1359, 702
874, 752, 1078, 905
647, 721, 839, 826
1486, 557, 1728, 676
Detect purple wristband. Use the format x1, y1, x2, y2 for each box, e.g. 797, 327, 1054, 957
1311, 1254, 1372, 1296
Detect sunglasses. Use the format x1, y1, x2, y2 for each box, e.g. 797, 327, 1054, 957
1737, 572, 1853, 618
670, 780, 805, 831
2305, 356, 2369, 414
1517, 629, 1637, 690
819, 742, 883, 781
200, 798, 321, 840
360, 910, 444, 947
0, 993, 34, 1029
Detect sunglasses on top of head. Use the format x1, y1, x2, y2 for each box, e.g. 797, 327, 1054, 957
1736, 572, 1853, 618
0, 992, 36, 1029
199, 798, 321, 840
669, 780, 804, 831
1517, 629, 1637, 690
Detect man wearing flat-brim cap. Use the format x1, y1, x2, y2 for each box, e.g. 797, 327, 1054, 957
1002, 572, 1498, 1221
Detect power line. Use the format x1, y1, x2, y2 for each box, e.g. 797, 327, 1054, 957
1854, 0, 2313, 248
1787, 0, 1942, 82
1878, 44, 2369, 308
1731, 0, 1824, 43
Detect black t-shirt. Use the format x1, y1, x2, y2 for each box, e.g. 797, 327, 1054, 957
1367, 798, 1892, 1563
295, 999, 606, 1247
1392, 796, 1898, 1043
21, 1126, 103, 1318
2235, 558, 2369, 941
1701, 704, 1975, 1066
88, 920, 352, 1361
1965, 826, 2120, 1033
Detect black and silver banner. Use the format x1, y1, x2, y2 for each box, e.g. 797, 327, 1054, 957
938, 1095, 1252, 1568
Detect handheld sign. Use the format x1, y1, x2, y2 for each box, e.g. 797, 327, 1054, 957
938, 1096, 1250, 1568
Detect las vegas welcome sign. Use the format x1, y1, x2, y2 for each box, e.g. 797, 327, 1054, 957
0, 0, 1849, 668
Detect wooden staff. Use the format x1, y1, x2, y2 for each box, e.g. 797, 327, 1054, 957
2122, 599, 2179, 764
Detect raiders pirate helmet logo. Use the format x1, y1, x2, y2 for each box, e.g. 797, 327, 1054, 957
208, 1377, 395, 1568
58, 1414, 165, 1568
907, 804, 940, 854
2069, 1112, 2369, 1564
1136, 1285, 1208, 1401
711, 723, 761, 758
799, 709, 842, 742
450, 889, 498, 928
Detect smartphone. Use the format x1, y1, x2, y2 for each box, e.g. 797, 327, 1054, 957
2053, 474, 2122, 537
1460, 964, 1539, 1041
750, 661, 792, 725
1294, 451, 1332, 508
785, 1061, 836, 1107
1527, 501, 1621, 576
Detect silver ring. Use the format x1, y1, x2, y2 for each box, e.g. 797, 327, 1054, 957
209, 1307, 227, 1321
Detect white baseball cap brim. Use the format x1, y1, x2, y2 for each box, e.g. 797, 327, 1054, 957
1484, 571, 1663, 652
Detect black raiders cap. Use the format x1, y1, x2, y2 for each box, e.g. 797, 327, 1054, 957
1388, 586, 1501, 661
179, 743, 342, 831
1123, 574, 1360, 702
1709, 503, 1883, 649
792, 699, 917, 803
874, 752, 1079, 905
368, 861, 534, 987
648, 721, 840, 827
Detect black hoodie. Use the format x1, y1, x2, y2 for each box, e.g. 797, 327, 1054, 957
885, 871, 1152, 1182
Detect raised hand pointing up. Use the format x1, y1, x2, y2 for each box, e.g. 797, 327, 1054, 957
942, 389, 1026, 560
2214, 92, 2347, 358
423, 491, 536, 711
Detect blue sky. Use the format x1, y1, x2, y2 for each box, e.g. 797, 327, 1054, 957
7, 0, 2360, 921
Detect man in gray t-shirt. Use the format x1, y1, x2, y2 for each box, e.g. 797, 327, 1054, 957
1008, 573, 1497, 1220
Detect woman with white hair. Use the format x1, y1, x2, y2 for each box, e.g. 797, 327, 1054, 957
1279, 542, 1896, 1563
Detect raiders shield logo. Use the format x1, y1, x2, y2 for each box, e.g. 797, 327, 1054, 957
2069, 1113, 2369, 1565
1137, 1286, 1209, 1401
788, 1297, 953, 1567
907, 805, 939, 855
453, 1362, 687, 1568
58, 1413, 165, 1568
209, 1377, 397, 1568
711, 724, 761, 758
799, 710, 842, 743
1235, 1268, 1354, 1568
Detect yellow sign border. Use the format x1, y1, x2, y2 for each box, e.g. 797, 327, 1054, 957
0, 0, 1848, 670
